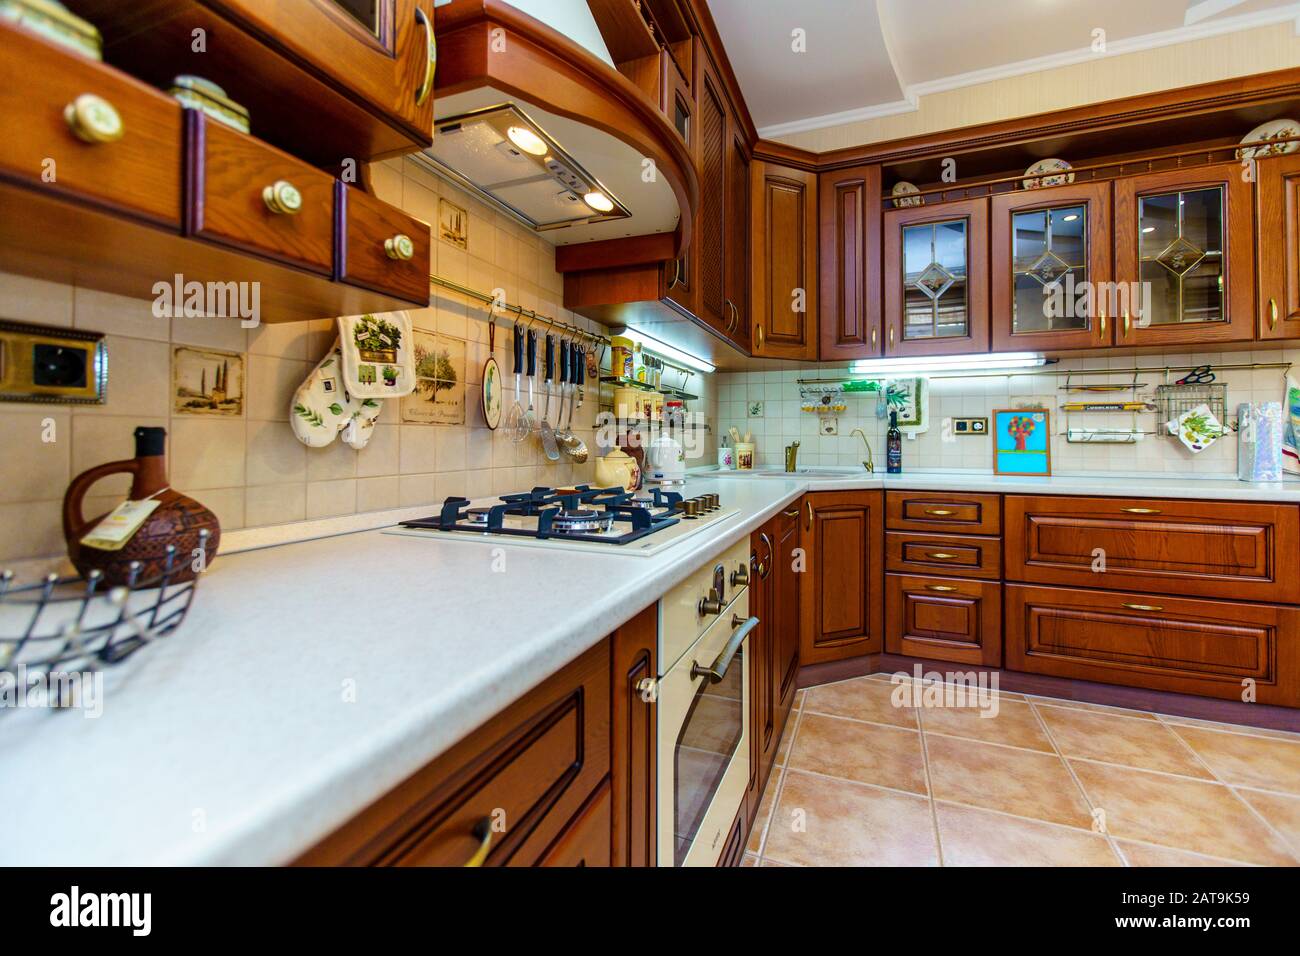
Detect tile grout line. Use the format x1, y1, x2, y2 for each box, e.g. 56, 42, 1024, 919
1162, 722, 1300, 865
756, 699, 802, 863
914, 704, 946, 867
1026, 699, 1128, 866
1153, 711, 1300, 745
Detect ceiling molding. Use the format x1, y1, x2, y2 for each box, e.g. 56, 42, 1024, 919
760, 1, 1300, 141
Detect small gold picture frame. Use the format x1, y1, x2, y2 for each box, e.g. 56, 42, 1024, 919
173, 346, 244, 416
439, 197, 468, 250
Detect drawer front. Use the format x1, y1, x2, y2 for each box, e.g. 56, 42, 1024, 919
886, 491, 1001, 535
1005, 495, 1300, 603
189, 113, 334, 274
886, 573, 1002, 666
297, 641, 610, 866
886, 530, 1001, 580
0, 23, 182, 226
536, 780, 612, 867
1005, 583, 1300, 707
338, 183, 431, 304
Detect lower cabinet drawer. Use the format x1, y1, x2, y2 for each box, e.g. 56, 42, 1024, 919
885, 573, 1002, 667
886, 490, 1001, 534
1005, 584, 1300, 707
537, 780, 612, 867
297, 641, 611, 866
886, 531, 1001, 579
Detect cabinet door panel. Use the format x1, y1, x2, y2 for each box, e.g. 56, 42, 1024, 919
1005, 583, 1300, 707
800, 491, 883, 664
696, 57, 728, 331
537, 781, 612, 867
991, 182, 1113, 352
819, 165, 882, 360
1257, 152, 1300, 340
774, 507, 802, 710
886, 573, 1002, 666
725, 129, 751, 349
1114, 162, 1254, 347
884, 198, 989, 357
751, 162, 818, 359
610, 606, 656, 867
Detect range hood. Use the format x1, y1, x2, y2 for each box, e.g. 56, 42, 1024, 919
419, 104, 631, 231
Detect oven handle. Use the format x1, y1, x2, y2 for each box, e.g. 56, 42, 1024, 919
691, 614, 758, 683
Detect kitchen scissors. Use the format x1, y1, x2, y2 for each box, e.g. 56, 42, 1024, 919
1175, 365, 1215, 385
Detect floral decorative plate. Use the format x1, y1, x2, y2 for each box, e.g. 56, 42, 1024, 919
1237, 119, 1300, 161
1172, 402, 1224, 453
892, 181, 923, 208
1023, 158, 1074, 190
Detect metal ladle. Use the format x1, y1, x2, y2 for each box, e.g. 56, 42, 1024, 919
558, 340, 589, 463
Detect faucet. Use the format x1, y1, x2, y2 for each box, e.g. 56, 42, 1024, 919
784, 440, 800, 472
849, 429, 875, 473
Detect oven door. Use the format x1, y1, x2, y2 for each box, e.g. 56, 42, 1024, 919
657, 590, 755, 867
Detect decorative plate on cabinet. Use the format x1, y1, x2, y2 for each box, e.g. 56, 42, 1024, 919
1237, 119, 1300, 160
891, 181, 923, 207
1023, 158, 1074, 190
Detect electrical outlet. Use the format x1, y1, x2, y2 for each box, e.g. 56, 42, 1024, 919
820, 417, 838, 435
952, 417, 988, 436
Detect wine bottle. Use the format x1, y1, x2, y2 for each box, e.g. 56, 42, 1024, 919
887, 411, 903, 474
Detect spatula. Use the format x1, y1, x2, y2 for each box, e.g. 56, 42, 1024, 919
539, 334, 560, 461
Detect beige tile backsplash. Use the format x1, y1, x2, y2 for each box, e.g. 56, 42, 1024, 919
0, 158, 720, 569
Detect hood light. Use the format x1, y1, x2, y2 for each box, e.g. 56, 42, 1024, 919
583, 191, 615, 213
506, 125, 548, 156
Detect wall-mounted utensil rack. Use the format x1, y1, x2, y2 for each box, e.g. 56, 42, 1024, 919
429, 274, 609, 348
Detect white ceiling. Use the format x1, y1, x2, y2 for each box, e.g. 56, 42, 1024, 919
708, 0, 1300, 137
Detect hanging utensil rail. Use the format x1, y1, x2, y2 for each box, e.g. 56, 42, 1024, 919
428, 273, 608, 347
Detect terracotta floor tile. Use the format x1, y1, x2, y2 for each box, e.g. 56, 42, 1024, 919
920, 699, 1054, 752
1235, 789, 1300, 854
924, 734, 1094, 828
788, 713, 927, 794
774, 715, 795, 768
1069, 760, 1296, 866
874, 670, 1024, 701
741, 853, 759, 866
762, 770, 938, 867
802, 676, 918, 729
1159, 714, 1300, 742
1116, 841, 1249, 867
759, 858, 793, 866
1035, 705, 1213, 779
792, 689, 805, 709
1026, 696, 1157, 720
746, 769, 782, 854
1170, 727, 1300, 794
935, 802, 1118, 867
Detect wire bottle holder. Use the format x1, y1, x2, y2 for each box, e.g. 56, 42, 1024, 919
0, 530, 208, 709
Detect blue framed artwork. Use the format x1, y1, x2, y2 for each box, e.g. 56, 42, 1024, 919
993, 408, 1051, 476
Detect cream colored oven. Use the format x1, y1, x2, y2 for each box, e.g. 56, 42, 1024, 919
657, 538, 757, 866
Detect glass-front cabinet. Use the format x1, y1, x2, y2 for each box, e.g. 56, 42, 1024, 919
1114, 162, 1254, 347
991, 183, 1112, 351
883, 198, 989, 357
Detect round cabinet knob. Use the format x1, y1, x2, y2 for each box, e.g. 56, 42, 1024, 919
262, 180, 302, 216
385, 234, 414, 261
63, 94, 124, 144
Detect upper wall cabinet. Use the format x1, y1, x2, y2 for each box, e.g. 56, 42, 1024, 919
1257, 152, 1300, 341
64, 0, 436, 165
991, 182, 1113, 352
883, 197, 989, 357
819, 165, 882, 361
1113, 162, 1254, 347
751, 161, 818, 360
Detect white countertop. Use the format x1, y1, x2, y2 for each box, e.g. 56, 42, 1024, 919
4, 469, 1298, 865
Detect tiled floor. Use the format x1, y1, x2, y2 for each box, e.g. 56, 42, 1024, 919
742, 674, 1300, 867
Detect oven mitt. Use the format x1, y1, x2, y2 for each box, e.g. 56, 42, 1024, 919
291, 341, 383, 450
338, 311, 416, 399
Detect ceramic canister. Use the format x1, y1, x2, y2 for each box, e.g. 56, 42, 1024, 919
734, 442, 755, 470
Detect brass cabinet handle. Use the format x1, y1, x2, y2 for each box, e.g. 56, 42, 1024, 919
1122, 310, 1130, 337
888, 326, 895, 349
805, 500, 813, 531
927, 552, 956, 560
262, 180, 303, 215
691, 615, 758, 683
1123, 603, 1163, 612
782, 508, 800, 517
1122, 507, 1160, 514
63, 93, 124, 143
758, 532, 774, 580
1099, 310, 1106, 339
871, 327, 878, 347
666, 257, 682, 290
756, 323, 765, 351
414, 6, 437, 107
925, 584, 959, 592
462, 817, 493, 867
731, 562, 750, 587
924, 508, 955, 516
1270, 297, 1279, 331
385, 234, 415, 260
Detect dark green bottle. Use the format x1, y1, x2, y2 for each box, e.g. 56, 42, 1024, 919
887, 411, 902, 474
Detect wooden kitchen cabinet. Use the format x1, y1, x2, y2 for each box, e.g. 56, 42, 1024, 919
297, 640, 611, 867
773, 505, 802, 719
1113, 162, 1255, 347
991, 182, 1113, 352
886, 490, 1001, 536
537, 781, 612, 867
725, 127, 752, 350
885, 530, 1002, 580
819, 164, 883, 360
886, 573, 1002, 667
883, 197, 990, 357
337, 181, 432, 302
1004, 495, 1300, 603
610, 606, 657, 868
1257, 152, 1300, 341
751, 161, 819, 360
800, 490, 884, 665
1006, 583, 1300, 708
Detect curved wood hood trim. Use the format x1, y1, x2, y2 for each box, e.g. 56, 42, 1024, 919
433, 0, 699, 259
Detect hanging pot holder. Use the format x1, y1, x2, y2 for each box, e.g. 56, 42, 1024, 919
291, 341, 384, 449
338, 311, 416, 399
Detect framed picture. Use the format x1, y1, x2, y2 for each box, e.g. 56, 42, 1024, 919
993, 407, 1051, 476
173, 346, 244, 416
401, 329, 466, 425
438, 198, 468, 249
